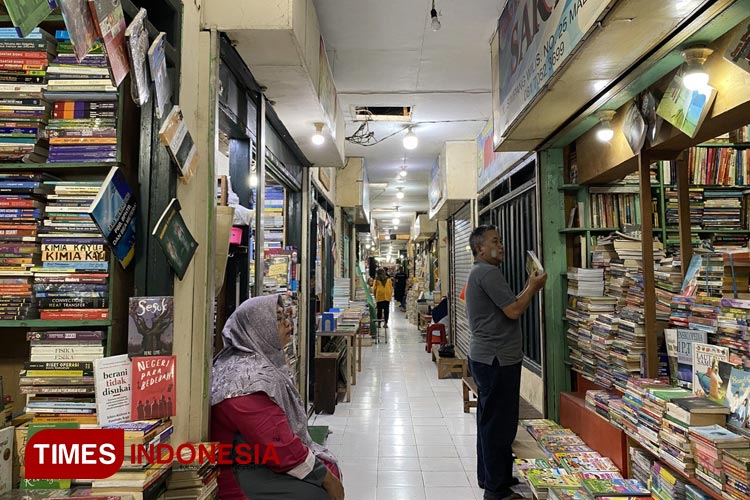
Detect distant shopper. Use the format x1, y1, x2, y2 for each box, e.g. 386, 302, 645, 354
373, 268, 393, 328
211, 295, 344, 500
465, 225, 546, 500
393, 267, 408, 310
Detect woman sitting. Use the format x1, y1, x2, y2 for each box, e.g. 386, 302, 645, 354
211, 295, 344, 500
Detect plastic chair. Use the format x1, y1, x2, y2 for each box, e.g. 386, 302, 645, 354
425, 323, 447, 353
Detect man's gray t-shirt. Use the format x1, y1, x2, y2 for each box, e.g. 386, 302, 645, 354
466, 260, 523, 366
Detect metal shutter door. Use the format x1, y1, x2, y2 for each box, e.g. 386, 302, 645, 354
451, 203, 473, 357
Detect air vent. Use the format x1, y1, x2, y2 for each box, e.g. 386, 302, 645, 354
353, 106, 412, 122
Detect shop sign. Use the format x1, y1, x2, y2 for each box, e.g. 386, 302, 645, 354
477, 120, 527, 191
492, 0, 610, 148
428, 156, 442, 211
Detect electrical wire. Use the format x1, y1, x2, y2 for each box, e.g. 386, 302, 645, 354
345, 117, 489, 147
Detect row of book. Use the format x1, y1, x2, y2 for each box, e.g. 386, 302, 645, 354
658, 147, 750, 187
262, 183, 284, 249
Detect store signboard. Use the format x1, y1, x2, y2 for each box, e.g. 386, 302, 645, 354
428, 156, 442, 210
477, 120, 527, 191
319, 36, 338, 139
492, 0, 609, 148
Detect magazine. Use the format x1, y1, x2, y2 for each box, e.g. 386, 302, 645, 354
526, 250, 544, 275
88, 166, 137, 268
88, 0, 130, 86
148, 32, 172, 119
727, 367, 750, 431
152, 198, 198, 280
674, 329, 707, 389
124, 8, 151, 106
59, 0, 97, 61
158, 105, 199, 183
692, 342, 730, 402
4, 0, 53, 38
93, 354, 132, 426
724, 20, 750, 74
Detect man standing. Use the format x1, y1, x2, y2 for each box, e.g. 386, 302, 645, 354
393, 266, 408, 310
465, 225, 547, 500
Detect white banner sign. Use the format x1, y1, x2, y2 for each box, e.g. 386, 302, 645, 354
493, 0, 609, 148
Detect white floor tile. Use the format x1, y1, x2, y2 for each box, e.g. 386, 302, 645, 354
425, 486, 477, 500
418, 445, 459, 458
377, 470, 425, 487
376, 486, 427, 500
418, 457, 464, 472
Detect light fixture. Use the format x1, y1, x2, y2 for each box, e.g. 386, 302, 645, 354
430, 0, 441, 31
248, 174, 258, 188
311, 122, 325, 146
366, 244, 371, 250
681, 46, 713, 91
399, 167, 408, 178
403, 127, 418, 150
392, 217, 400, 225
396, 188, 404, 200
595, 110, 616, 143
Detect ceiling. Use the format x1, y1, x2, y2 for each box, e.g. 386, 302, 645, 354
312, 0, 504, 234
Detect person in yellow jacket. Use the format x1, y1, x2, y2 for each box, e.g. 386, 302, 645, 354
372, 268, 393, 328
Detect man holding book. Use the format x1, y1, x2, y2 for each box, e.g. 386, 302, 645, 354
465, 225, 547, 500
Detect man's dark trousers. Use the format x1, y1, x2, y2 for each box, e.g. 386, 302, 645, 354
469, 357, 522, 498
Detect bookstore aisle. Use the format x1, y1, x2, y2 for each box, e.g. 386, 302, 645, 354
309, 305, 543, 500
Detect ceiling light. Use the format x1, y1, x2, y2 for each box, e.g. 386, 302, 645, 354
430, 1, 441, 31
249, 174, 258, 188
396, 188, 405, 200
399, 167, 408, 178
681, 46, 713, 91
366, 244, 371, 249
392, 218, 400, 225
403, 128, 418, 150
595, 110, 616, 143
312, 122, 325, 146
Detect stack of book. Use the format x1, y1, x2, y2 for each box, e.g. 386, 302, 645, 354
581, 478, 651, 498
650, 460, 688, 500
35, 180, 109, 321
636, 387, 692, 457
567, 268, 604, 297
332, 277, 351, 309
0, 171, 49, 319
44, 31, 118, 164
566, 300, 597, 382
584, 390, 621, 421
591, 312, 618, 388
722, 447, 750, 500
694, 254, 726, 297
19, 330, 104, 424
165, 443, 219, 500
0, 27, 56, 163
629, 447, 654, 489
702, 190, 743, 231
689, 425, 750, 494
96, 419, 175, 500
655, 258, 683, 321
263, 183, 284, 249
716, 298, 750, 363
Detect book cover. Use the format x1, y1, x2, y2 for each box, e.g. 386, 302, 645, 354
158, 106, 198, 183
148, 32, 171, 119
675, 328, 707, 389
692, 342, 730, 402
691, 424, 744, 442
94, 354, 131, 426
124, 8, 151, 106
0, 426, 11, 494
656, 76, 717, 139
59, 0, 97, 62
526, 250, 544, 275
671, 396, 730, 415
727, 366, 750, 430
527, 469, 580, 488
131, 356, 176, 420
548, 488, 591, 500
724, 20, 750, 74
582, 478, 650, 497
152, 199, 198, 281
623, 100, 647, 154
88, 166, 137, 268
128, 296, 174, 357
21, 422, 78, 489
88, 0, 130, 86
103, 418, 162, 436
4, 0, 53, 38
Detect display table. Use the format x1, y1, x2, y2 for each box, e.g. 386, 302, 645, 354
315, 329, 359, 403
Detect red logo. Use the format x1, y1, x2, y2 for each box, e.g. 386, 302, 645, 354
25, 429, 124, 479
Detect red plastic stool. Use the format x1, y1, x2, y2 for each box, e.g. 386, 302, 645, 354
425, 323, 447, 353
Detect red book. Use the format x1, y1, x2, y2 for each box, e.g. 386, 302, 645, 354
131, 355, 176, 420
40, 309, 109, 320
0, 51, 50, 59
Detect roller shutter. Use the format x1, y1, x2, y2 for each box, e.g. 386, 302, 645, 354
450, 203, 474, 357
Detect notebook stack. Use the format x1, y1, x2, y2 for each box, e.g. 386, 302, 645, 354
717, 298, 750, 362
0, 27, 56, 163
34, 180, 109, 321
689, 425, 749, 494
722, 447, 750, 500
44, 31, 118, 164
263, 183, 284, 249
650, 461, 688, 500
0, 171, 49, 319
165, 443, 219, 500
332, 277, 351, 309
96, 419, 175, 500
19, 329, 104, 424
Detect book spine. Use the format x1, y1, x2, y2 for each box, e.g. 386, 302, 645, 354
39, 309, 109, 320
24, 361, 94, 371
37, 298, 108, 309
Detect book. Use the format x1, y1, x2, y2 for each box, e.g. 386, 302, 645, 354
581, 478, 651, 497
88, 0, 130, 86
727, 366, 750, 430
88, 166, 137, 268
148, 33, 171, 119
3, 0, 54, 38
656, 76, 717, 139
94, 354, 132, 426
152, 199, 198, 280
690, 424, 747, 446
21, 422, 78, 489
527, 250, 544, 275
0, 426, 11, 494
59, 0, 97, 62
128, 296, 174, 357
131, 356, 176, 420
158, 105, 198, 183
724, 20, 750, 74
692, 342, 730, 401
124, 8, 151, 106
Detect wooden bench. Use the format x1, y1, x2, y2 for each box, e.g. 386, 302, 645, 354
462, 376, 478, 413
431, 345, 466, 379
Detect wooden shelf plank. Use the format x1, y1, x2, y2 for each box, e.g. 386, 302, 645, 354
0, 319, 111, 328
559, 227, 618, 233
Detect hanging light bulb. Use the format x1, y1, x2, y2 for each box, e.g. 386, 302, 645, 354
430, 0, 441, 31
681, 46, 713, 91
311, 122, 325, 146
392, 217, 400, 225
595, 110, 616, 143
399, 167, 408, 178
403, 128, 418, 150
396, 188, 405, 200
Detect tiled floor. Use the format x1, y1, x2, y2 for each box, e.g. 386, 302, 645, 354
309, 306, 544, 500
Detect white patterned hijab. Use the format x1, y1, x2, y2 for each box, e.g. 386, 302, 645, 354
211, 295, 336, 464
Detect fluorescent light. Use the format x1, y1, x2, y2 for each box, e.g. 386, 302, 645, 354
403, 128, 418, 150
312, 122, 325, 146
430, 0, 441, 31
392, 218, 400, 225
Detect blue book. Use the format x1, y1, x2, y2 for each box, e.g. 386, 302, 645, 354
88, 167, 136, 268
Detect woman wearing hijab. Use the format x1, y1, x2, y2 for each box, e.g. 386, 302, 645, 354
211, 295, 344, 500
372, 268, 393, 328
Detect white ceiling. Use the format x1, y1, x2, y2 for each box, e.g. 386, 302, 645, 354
313, 0, 504, 232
